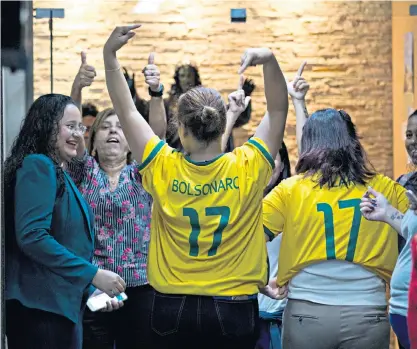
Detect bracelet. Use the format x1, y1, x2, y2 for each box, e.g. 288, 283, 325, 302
148, 84, 164, 97
105, 66, 121, 72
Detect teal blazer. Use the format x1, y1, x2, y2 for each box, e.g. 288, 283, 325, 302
5, 154, 98, 323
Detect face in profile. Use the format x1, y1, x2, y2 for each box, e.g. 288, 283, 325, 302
406, 115, 417, 165
82, 115, 96, 147
93, 114, 129, 161
178, 66, 196, 93
56, 104, 83, 163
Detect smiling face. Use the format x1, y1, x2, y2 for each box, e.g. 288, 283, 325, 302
56, 104, 83, 163
92, 113, 129, 162
406, 115, 417, 165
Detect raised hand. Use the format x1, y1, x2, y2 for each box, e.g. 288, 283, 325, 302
360, 187, 390, 222
287, 61, 309, 100
142, 52, 161, 92
104, 24, 141, 54
228, 75, 251, 115
259, 278, 288, 300
238, 48, 273, 74
77, 51, 96, 89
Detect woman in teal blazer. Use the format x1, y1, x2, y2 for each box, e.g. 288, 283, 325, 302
4, 94, 126, 349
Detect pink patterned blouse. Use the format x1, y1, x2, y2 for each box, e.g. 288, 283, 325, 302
68, 154, 152, 287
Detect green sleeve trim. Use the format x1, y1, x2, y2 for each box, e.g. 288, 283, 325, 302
137, 140, 165, 172
248, 139, 275, 169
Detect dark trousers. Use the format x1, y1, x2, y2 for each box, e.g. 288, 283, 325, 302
6, 299, 81, 349
150, 290, 260, 349
82, 284, 154, 349
390, 313, 410, 349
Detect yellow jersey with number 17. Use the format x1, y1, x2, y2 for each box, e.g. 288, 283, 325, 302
263, 174, 408, 286
138, 135, 274, 296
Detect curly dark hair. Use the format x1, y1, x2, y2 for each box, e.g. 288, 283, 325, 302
296, 108, 376, 188
170, 64, 202, 96
4, 94, 76, 199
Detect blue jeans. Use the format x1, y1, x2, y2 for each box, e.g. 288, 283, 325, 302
150, 291, 260, 349
390, 313, 410, 349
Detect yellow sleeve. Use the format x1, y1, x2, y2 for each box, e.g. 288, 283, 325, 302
394, 182, 409, 213
262, 183, 287, 241
137, 135, 172, 195
374, 174, 409, 213
233, 137, 275, 188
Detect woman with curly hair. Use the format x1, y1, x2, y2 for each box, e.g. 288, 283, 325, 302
4, 94, 126, 349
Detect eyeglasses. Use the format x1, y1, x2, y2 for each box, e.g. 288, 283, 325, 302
65, 124, 87, 135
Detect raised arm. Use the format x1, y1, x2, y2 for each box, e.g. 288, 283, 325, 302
221, 75, 251, 152
239, 48, 288, 159
103, 25, 155, 164
69, 52, 96, 160
70, 51, 96, 111
143, 53, 167, 139
287, 62, 310, 154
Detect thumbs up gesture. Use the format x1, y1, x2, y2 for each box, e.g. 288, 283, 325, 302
77, 51, 96, 89
287, 61, 309, 100
142, 52, 161, 92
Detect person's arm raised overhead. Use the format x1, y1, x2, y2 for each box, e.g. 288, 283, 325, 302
143, 52, 167, 140
222, 75, 251, 152
287, 61, 309, 155
70, 51, 96, 111
103, 25, 155, 164
239, 48, 288, 159
70, 52, 96, 159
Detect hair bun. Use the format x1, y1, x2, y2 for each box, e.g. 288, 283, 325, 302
201, 105, 219, 123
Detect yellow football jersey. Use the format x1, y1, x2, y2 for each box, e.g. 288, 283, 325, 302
138, 135, 274, 296
263, 174, 408, 286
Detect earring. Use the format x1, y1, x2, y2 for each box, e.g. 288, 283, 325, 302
92, 148, 96, 157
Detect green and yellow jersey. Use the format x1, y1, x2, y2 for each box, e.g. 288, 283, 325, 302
139, 136, 274, 296
263, 174, 408, 286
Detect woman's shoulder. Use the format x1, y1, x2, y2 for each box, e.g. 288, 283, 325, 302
17, 154, 59, 186
369, 173, 399, 184
368, 173, 407, 196
21, 154, 56, 170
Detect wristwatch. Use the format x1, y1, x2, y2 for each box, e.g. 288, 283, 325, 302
148, 84, 164, 97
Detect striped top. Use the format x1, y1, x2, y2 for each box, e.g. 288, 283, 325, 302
67, 154, 152, 287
